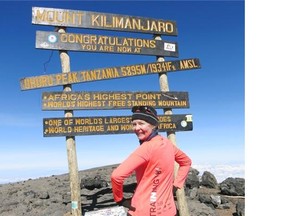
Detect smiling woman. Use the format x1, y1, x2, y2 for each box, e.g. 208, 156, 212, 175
0, 1, 245, 208
111, 106, 192, 216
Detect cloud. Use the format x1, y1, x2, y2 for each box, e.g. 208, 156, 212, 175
1, 159, 245, 184
193, 163, 245, 182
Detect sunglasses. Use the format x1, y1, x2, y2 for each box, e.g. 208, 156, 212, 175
132, 106, 158, 118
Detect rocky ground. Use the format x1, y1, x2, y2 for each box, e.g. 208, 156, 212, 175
0, 164, 244, 216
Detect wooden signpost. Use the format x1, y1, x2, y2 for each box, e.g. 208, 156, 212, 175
43, 114, 193, 137
20, 58, 200, 90
42, 91, 189, 110
25, 6, 200, 216
35, 31, 178, 57
32, 7, 178, 35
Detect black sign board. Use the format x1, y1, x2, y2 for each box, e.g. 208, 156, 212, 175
36, 31, 178, 57
20, 58, 201, 90
43, 114, 193, 137
42, 91, 189, 110
32, 7, 178, 36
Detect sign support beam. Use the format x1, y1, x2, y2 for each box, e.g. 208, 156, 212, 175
155, 35, 190, 216
58, 27, 82, 216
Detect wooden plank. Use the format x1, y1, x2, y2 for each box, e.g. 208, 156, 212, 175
32, 7, 177, 36
42, 91, 189, 110
56, 27, 82, 216
35, 31, 178, 57
43, 114, 193, 137
20, 58, 201, 90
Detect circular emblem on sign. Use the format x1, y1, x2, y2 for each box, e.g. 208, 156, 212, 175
181, 120, 187, 127
48, 34, 57, 43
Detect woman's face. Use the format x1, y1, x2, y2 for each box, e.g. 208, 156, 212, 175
132, 119, 155, 141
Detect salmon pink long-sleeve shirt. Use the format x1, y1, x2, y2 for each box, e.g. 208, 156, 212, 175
111, 135, 192, 216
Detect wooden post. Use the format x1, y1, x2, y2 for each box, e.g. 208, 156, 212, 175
57, 27, 82, 216
154, 35, 190, 216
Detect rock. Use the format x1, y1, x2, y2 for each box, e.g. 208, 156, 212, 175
188, 200, 219, 216
0, 164, 245, 216
201, 171, 218, 189
80, 175, 108, 190
186, 168, 200, 189
236, 200, 245, 216
219, 177, 245, 196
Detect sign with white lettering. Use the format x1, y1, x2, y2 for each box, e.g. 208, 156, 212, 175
20, 58, 201, 90
32, 7, 178, 36
43, 114, 193, 137
42, 91, 189, 110
36, 31, 178, 56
